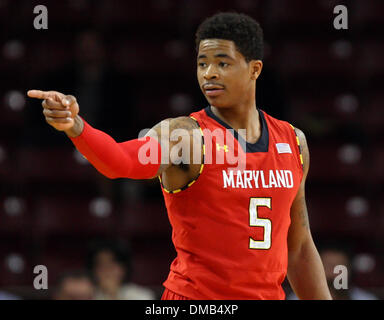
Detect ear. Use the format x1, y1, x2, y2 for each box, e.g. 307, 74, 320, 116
250, 60, 263, 80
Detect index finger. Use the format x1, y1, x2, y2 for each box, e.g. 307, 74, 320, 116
27, 90, 65, 101
27, 90, 51, 99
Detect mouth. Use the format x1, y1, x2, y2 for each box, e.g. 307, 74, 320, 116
203, 84, 225, 97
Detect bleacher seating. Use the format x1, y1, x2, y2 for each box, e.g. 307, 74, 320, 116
117, 201, 171, 238
32, 195, 117, 237
308, 143, 369, 182
307, 187, 377, 238
0, 239, 34, 287
15, 147, 98, 184
352, 0, 384, 32
0, 196, 33, 236
0, 0, 382, 297
130, 238, 176, 286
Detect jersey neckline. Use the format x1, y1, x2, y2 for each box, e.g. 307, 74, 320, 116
204, 106, 269, 153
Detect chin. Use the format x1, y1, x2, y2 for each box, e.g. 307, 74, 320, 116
206, 97, 231, 108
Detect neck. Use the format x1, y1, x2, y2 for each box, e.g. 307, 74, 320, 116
210, 95, 261, 144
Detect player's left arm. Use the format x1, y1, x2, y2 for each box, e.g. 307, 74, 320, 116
286, 128, 332, 300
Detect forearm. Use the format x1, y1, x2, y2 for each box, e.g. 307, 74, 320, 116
287, 238, 332, 300
67, 117, 161, 179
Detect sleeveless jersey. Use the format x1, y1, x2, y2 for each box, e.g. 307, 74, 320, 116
160, 106, 304, 300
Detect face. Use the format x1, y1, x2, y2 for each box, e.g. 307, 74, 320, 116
197, 39, 262, 108
56, 277, 94, 300
321, 250, 350, 281
94, 250, 125, 286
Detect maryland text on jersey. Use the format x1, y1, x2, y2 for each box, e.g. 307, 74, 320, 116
222, 169, 294, 189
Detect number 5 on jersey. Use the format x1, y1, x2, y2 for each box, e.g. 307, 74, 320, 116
249, 197, 272, 250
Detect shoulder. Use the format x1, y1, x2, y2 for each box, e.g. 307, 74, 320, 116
292, 127, 307, 146
291, 126, 310, 176
169, 116, 200, 131
149, 116, 199, 134
261, 110, 309, 156
291, 126, 309, 156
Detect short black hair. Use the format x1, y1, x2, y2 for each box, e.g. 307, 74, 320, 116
318, 240, 355, 263
195, 12, 264, 62
86, 239, 133, 281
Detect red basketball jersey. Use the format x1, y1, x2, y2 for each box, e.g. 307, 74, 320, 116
160, 106, 303, 300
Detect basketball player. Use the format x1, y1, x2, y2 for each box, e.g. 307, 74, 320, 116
28, 12, 332, 300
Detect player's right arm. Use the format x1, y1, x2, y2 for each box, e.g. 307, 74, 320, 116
27, 90, 199, 181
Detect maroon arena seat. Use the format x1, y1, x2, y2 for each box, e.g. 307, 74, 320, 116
309, 143, 369, 183
32, 195, 117, 238
306, 188, 377, 237
0, 143, 16, 184
352, 0, 384, 31
352, 252, 384, 289
290, 92, 361, 125
367, 145, 384, 183
275, 41, 356, 77
0, 94, 25, 129
111, 39, 194, 75
26, 40, 72, 75
16, 147, 98, 183
362, 92, 384, 135
0, 196, 33, 236
358, 42, 384, 80
0, 241, 34, 287
268, 0, 340, 33
35, 239, 88, 285
130, 238, 175, 286
118, 201, 171, 237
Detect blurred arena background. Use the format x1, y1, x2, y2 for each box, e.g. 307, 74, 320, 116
0, 0, 383, 299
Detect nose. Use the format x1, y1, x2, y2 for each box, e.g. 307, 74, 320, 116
203, 64, 219, 80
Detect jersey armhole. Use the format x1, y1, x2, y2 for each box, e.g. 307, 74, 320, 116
158, 116, 205, 194
289, 124, 304, 172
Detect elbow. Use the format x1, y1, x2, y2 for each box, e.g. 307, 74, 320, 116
105, 172, 120, 179
95, 168, 119, 179
106, 175, 118, 180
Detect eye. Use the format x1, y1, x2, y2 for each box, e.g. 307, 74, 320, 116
219, 62, 229, 67
198, 62, 207, 67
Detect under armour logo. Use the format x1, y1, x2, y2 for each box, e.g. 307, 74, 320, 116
216, 143, 229, 152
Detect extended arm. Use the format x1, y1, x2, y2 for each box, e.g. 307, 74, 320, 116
27, 89, 197, 180
67, 116, 162, 179
287, 128, 332, 300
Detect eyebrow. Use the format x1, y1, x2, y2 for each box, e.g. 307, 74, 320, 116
197, 53, 235, 61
